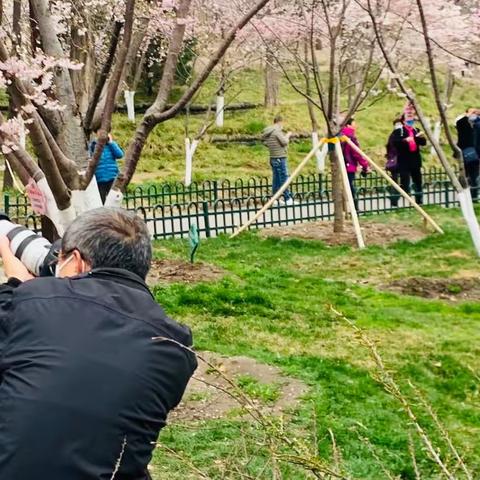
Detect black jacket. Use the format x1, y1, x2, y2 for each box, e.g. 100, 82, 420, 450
0, 269, 197, 480
456, 115, 475, 151
392, 126, 427, 170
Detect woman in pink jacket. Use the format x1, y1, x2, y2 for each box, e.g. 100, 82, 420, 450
340, 118, 369, 210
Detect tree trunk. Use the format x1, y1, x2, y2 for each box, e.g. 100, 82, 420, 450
5, 0, 20, 191
330, 148, 344, 232
116, 20, 149, 100
30, 0, 89, 168
40, 215, 59, 242
264, 50, 279, 108
3, 162, 13, 190
70, 25, 96, 116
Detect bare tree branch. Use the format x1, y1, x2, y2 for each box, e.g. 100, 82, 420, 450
360, 0, 464, 192
84, 0, 136, 186
84, 20, 123, 134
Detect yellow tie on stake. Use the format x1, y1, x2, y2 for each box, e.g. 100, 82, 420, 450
319, 136, 348, 144
321, 137, 342, 143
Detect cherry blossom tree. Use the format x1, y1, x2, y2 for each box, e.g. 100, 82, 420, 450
0, 0, 271, 238
252, 0, 386, 232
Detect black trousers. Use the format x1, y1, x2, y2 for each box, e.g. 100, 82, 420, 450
347, 171, 358, 210
97, 180, 114, 204
399, 167, 423, 205
465, 161, 480, 200
388, 169, 400, 207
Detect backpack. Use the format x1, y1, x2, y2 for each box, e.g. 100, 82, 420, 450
385, 128, 401, 171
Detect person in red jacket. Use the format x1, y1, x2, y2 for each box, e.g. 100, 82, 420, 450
340, 118, 369, 210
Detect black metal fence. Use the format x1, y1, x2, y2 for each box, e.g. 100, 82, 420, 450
2, 167, 457, 239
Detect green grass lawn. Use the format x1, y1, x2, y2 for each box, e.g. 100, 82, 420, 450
111, 69, 478, 187
149, 207, 480, 478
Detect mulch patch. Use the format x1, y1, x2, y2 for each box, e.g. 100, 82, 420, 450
260, 219, 428, 247
386, 277, 480, 301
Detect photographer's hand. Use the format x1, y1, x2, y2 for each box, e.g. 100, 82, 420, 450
0, 236, 34, 281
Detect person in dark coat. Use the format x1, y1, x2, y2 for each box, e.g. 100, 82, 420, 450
385, 117, 404, 207
393, 115, 427, 204
0, 208, 197, 480
455, 108, 480, 200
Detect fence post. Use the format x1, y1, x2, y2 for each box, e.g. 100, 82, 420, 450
202, 201, 211, 238
444, 181, 450, 208
213, 180, 218, 202
4, 193, 9, 218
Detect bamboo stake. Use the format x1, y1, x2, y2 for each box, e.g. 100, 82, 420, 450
231, 139, 325, 238
344, 137, 444, 234
335, 141, 365, 248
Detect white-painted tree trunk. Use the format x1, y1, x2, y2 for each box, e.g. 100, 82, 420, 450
184, 137, 199, 186
104, 188, 124, 208
185, 138, 192, 186
458, 189, 480, 256
216, 95, 224, 127
312, 132, 328, 172
36, 177, 64, 235
124, 90, 136, 123
71, 176, 103, 214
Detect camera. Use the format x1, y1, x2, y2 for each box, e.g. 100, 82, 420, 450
0, 214, 60, 277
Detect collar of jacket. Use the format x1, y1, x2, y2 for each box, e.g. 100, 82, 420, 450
341, 126, 355, 137
75, 268, 153, 298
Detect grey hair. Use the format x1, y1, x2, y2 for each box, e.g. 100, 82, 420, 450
62, 208, 152, 280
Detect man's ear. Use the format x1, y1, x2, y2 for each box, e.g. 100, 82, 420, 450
72, 250, 87, 274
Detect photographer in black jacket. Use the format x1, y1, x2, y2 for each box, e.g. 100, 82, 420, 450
0, 207, 197, 480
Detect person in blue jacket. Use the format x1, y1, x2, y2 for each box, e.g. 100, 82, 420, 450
89, 131, 124, 204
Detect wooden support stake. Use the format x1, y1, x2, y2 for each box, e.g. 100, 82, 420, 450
335, 141, 365, 249
231, 139, 325, 238
345, 137, 444, 234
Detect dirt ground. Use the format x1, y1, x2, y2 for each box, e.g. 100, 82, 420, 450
259, 219, 428, 247
147, 259, 225, 285
386, 277, 480, 302
171, 352, 308, 422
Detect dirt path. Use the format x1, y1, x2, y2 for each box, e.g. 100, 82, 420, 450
171, 352, 308, 422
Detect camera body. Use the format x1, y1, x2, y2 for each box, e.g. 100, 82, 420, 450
0, 215, 60, 277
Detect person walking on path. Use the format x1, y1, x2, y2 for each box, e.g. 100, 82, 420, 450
262, 115, 294, 204
89, 131, 124, 204
393, 114, 427, 205
385, 117, 403, 207
455, 107, 480, 201
340, 118, 369, 211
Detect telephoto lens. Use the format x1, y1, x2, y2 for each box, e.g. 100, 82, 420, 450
0, 215, 53, 276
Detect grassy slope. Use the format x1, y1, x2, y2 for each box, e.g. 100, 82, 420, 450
111, 70, 478, 186
149, 207, 480, 478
